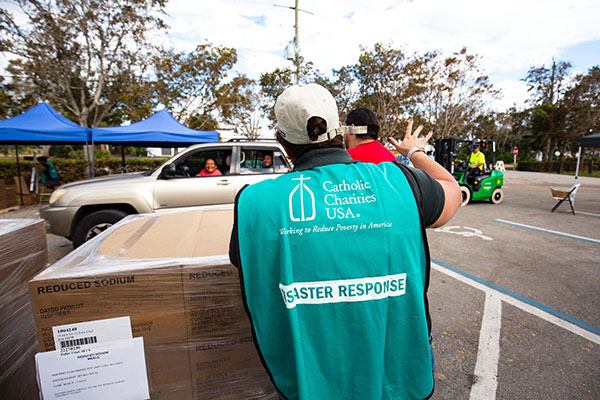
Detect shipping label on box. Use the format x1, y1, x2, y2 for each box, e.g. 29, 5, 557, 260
53, 316, 133, 357
36, 337, 150, 400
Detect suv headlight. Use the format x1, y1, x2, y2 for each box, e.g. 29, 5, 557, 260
49, 188, 67, 205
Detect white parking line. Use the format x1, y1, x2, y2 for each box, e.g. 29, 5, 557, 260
432, 261, 600, 346
469, 293, 501, 400
492, 219, 600, 244
570, 210, 600, 218
432, 261, 600, 345
433, 260, 600, 400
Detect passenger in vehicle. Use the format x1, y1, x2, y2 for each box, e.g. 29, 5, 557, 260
196, 158, 222, 176
262, 154, 273, 168
223, 154, 232, 174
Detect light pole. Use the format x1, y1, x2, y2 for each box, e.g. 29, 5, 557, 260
294, 0, 299, 83
275, 1, 313, 84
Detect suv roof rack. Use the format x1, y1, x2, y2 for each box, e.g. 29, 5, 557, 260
226, 137, 277, 143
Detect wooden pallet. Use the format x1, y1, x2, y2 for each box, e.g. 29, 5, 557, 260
0, 205, 20, 214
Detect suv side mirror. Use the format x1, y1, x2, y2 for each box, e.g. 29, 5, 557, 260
161, 164, 177, 178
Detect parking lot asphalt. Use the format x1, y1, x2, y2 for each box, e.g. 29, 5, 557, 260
2, 170, 599, 399
427, 170, 600, 399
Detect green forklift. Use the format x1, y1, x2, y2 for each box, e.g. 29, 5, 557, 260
434, 138, 504, 206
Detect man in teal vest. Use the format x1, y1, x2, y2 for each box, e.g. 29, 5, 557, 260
229, 84, 461, 400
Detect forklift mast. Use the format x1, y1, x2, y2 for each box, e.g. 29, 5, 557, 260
434, 138, 459, 173
435, 138, 496, 173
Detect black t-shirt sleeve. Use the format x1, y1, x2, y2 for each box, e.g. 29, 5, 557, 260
229, 221, 240, 269
229, 185, 250, 269
396, 163, 445, 227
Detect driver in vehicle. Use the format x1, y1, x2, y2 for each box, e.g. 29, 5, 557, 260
468, 144, 485, 175
197, 158, 222, 176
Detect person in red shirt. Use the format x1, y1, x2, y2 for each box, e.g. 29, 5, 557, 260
196, 158, 222, 176
344, 108, 396, 164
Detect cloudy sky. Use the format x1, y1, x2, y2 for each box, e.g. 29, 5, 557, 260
157, 0, 600, 111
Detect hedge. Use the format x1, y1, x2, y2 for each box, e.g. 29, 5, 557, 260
0, 158, 166, 186
516, 161, 594, 173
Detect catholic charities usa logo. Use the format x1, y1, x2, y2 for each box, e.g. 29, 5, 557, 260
289, 175, 315, 222
279, 273, 407, 309
289, 174, 377, 221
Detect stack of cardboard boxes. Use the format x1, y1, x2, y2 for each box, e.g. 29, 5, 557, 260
28, 209, 275, 399
0, 179, 18, 210
0, 219, 48, 400
14, 176, 38, 205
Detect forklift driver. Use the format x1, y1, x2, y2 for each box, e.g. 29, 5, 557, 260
468, 144, 485, 175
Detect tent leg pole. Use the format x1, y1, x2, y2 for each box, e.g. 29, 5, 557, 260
85, 144, 91, 177
574, 146, 582, 181
91, 140, 95, 178
122, 146, 126, 173
15, 145, 23, 206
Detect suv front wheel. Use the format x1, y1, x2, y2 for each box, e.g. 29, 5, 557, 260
72, 209, 129, 248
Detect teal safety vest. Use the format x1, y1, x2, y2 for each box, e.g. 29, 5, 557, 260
237, 161, 433, 400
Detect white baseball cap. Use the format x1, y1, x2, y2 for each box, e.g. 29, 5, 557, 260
275, 83, 340, 145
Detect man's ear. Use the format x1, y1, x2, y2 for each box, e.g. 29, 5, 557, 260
279, 141, 296, 163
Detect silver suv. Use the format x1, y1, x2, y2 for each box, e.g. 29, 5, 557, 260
40, 141, 291, 247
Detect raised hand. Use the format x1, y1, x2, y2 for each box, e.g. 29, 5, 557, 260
389, 120, 433, 157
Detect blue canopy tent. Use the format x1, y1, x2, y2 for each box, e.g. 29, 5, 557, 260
91, 109, 218, 173
92, 109, 218, 146
0, 102, 91, 203
0, 102, 90, 144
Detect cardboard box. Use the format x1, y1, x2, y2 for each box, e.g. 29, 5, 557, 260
29, 208, 275, 399
5, 185, 18, 207
0, 179, 7, 209
14, 175, 31, 195
12, 176, 38, 205
0, 179, 18, 209
0, 219, 48, 400
21, 193, 39, 205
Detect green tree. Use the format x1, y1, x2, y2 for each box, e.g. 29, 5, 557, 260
531, 103, 567, 162
522, 60, 573, 161
0, 59, 40, 118
413, 47, 500, 139
563, 66, 600, 143
151, 43, 264, 135
217, 75, 266, 139
259, 67, 294, 127
524, 59, 572, 105
316, 65, 356, 120
344, 44, 497, 141
0, 0, 167, 128
0, 76, 14, 119
259, 57, 326, 127
185, 111, 219, 131
152, 43, 238, 122
351, 42, 421, 139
